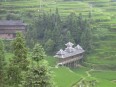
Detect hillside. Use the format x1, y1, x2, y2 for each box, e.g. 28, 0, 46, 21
0, 0, 116, 87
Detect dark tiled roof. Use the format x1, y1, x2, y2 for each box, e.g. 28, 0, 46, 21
0, 20, 26, 26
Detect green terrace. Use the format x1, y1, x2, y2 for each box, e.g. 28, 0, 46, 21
0, 0, 116, 86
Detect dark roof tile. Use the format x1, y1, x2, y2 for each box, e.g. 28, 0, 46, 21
0, 20, 26, 26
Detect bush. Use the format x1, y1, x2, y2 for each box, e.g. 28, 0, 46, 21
3, 40, 12, 52
0, 9, 7, 14
6, 13, 20, 20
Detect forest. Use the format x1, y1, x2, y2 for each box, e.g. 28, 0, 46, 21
0, 0, 116, 87
26, 10, 93, 54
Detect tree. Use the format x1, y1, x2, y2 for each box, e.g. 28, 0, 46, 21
44, 39, 55, 54
6, 32, 28, 87
78, 13, 84, 30
65, 31, 74, 43
55, 8, 61, 25
6, 13, 20, 20
32, 44, 45, 62
0, 39, 5, 87
26, 11, 94, 54
12, 32, 28, 71
6, 64, 22, 87
66, 12, 80, 43
80, 20, 93, 53
51, 23, 62, 51
24, 61, 55, 87
24, 43, 55, 87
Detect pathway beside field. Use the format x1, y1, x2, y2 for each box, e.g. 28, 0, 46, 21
72, 69, 96, 87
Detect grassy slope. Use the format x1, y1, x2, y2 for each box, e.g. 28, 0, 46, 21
53, 67, 81, 87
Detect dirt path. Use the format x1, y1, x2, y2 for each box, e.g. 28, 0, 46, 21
112, 80, 116, 83
72, 69, 93, 87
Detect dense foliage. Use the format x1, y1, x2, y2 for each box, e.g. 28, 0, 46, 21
12, 32, 28, 71
27, 9, 93, 54
3, 33, 55, 87
0, 40, 5, 87
6, 32, 28, 87
24, 43, 55, 87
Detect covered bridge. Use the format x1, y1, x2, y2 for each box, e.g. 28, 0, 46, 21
54, 42, 85, 68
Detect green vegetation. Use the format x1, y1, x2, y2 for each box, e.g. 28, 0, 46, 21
53, 67, 82, 87
90, 71, 116, 81
6, 32, 28, 87
24, 43, 55, 87
0, 0, 116, 87
2, 33, 55, 87
4, 52, 116, 87
0, 39, 5, 87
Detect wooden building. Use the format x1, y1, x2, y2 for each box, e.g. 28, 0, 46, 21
0, 20, 26, 40
54, 42, 85, 68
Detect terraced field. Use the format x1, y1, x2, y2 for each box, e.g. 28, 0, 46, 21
1, 0, 116, 87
